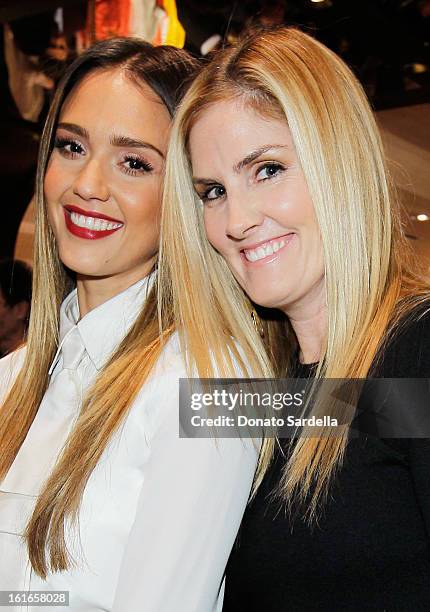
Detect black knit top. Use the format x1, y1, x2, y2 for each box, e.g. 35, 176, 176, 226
223, 303, 430, 611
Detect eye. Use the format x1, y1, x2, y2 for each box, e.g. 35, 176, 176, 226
53, 136, 85, 158
256, 162, 285, 181
122, 155, 154, 176
200, 184, 226, 203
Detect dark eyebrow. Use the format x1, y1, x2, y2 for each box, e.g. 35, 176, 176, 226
110, 134, 164, 158
56, 123, 164, 159
57, 122, 89, 140
193, 144, 288, 185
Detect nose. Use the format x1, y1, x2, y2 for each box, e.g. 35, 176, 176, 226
72, 158, 110, 202
225, 192, 264, 240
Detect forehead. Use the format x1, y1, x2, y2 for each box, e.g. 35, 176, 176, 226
189, 98, 293, 166
59, 68, 171, 142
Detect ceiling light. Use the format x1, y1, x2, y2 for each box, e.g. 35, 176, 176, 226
416, 213, 430, 221
309, 0, 332, 7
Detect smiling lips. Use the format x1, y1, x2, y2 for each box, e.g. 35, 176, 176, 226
242, 234, 295, 263
63, 205, 124, 240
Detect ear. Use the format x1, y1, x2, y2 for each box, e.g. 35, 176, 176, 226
12, 301, 30, 322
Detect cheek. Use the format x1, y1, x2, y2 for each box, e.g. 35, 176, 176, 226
44, 169, 56, 207
124, 182, 162, 235
203, 210, 225, 252
270, 183, 310, 222
44, 160, 65, 223
44, 154, 66, 196
264, 169, 315, 221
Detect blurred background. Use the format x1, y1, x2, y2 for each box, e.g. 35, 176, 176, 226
1, 0, 429, 270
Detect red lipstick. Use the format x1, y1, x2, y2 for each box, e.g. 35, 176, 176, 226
64, 205, 123, 223
63, 206, 124, 240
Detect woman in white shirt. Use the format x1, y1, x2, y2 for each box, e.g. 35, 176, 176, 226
0, 38, 261, 611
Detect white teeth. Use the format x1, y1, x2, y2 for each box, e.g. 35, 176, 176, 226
256, 247, 266, 259
69, 211, 123, 232
244, 238, 288, 262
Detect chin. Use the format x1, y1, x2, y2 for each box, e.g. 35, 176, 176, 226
243, 279, 291, 309
58, 248, 106, 277
63, 264, 106, 278
246, 291, 287, 310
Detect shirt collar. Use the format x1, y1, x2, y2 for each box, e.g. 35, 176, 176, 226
49, 274, 155, 374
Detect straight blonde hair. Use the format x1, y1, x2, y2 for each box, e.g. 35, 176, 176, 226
160, 26, 430, 518
0, 38, 201, 578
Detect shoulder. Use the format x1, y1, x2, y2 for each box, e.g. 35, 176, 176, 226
125, 332, 187, 439
127, 332, 257, 442
147, 331, 253, 379
148, 331, 186, 381
374, 299, 430, 377
0, 346, 27, 404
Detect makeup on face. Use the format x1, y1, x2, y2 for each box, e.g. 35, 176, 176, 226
189, 98, 325, 315
44, 68, 171, 287
64, 205, 124, 239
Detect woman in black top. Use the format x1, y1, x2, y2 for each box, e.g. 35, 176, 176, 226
161, 26, 430, 611
222, 310, 430, 611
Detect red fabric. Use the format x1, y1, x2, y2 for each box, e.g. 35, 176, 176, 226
94, 0, 131, 40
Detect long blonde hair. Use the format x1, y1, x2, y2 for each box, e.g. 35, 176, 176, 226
161, 26, 430, 518
0, 38, 200, 578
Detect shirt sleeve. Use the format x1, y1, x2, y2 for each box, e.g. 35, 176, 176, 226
0, 347, 26, 403
384, 305, 430, 540
112, 357, 259, 612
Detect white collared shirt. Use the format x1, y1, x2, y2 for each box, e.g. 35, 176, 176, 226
0, 278, 258, 611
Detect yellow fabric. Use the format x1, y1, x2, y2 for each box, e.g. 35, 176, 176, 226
161, 0, 185, 48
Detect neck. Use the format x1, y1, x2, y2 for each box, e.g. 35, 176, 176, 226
76, 265, 153, 318
281, 281, 327, 365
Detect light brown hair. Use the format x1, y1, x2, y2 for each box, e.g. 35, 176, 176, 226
0, 37, 200, 577
161, 26, 430, 518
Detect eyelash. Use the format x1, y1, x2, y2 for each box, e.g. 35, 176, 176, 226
53, 136, 84, 158
122, 155, 154, 176
199, 162, 285, 203
256, 162, 285, 181
53, 137, 154, 175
